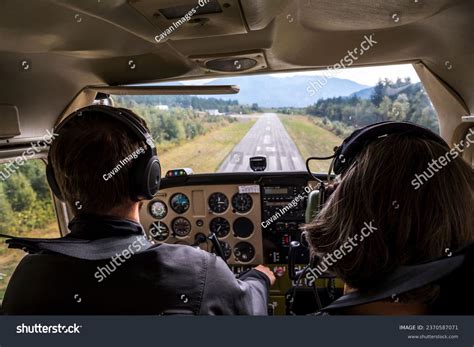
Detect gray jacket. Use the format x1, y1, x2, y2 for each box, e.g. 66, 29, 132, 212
2, 216, 270, 315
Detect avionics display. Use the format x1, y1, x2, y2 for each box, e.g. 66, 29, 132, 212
264, 187, 289, 195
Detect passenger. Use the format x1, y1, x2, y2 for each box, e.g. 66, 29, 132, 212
3, 106, 275, 315
305, 133, 473, 315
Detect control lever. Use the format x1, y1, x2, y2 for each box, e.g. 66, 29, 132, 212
288, 241, 306, 280
208, 232, 227, 264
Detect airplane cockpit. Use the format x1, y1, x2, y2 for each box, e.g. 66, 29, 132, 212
0, 0, 473, 333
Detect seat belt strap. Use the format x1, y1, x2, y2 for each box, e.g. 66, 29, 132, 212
0, 233, 154, 261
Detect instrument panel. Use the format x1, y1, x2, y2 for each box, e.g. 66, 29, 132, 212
139, 172, 342, 315
140, 184, 264, 265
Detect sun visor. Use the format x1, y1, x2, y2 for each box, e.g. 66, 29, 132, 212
0, 104, 21, 139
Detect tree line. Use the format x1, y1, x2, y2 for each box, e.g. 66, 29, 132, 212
113, 96, 241, 146
114, 95, 258, 114
305, 78, 439, 137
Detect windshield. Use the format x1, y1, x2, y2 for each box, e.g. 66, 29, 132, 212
113, 64, 438, 174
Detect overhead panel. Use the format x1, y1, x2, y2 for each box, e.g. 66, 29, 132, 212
298, 0, 463, 31
129, 0, 247, 41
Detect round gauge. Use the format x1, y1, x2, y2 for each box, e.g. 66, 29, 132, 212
149, 200, 167, 219
210, 217, 230, 238
212, 241, 232, 260
231, 193, 253, 213
234, 242, 255, 263
149, 221, 169, 241
233, 217, 254, 238
172, 217, 192, 237
170, 193, 190, 214
208, 192, 229, 214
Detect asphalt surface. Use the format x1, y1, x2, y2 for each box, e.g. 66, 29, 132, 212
218, 113, 306, 172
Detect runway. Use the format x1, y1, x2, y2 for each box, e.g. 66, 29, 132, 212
218, 113, 306, 172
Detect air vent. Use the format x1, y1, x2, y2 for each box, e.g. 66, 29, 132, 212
206, 58, 257, 72
159, 0, 222, 19
190, 51, 267, 74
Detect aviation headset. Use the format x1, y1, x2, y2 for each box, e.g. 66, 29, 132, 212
46, 105, 161, 202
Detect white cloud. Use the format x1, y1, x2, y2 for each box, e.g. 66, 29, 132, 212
180, 78, 216, 85
175, 64, 419, 87
270, 64, 419, 86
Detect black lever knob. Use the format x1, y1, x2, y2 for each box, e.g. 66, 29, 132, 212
288, 241, 301, 280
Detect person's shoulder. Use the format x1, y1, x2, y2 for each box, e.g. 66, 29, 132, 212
143, 243, 213, 269
148, 243, 210, 257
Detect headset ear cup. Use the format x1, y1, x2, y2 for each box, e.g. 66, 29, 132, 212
145, 157, 161, 198
46, 162, 64, 201
130, 156, 161, 201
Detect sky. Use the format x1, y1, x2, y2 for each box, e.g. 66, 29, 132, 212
181, 63, 420, 86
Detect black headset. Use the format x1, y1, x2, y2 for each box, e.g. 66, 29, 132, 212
306, 121, 449, 178
46, 105, 161, 202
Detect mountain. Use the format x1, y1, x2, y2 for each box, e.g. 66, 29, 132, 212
203, 76, 369, 107
350, 86, 374, 99
350, 82, 424, 100
157, 75, 369, 108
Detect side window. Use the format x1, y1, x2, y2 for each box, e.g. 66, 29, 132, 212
0, 159, 59, 304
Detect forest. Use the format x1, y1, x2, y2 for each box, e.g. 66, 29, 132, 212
113, 96, 243, 150
305, 78, 439, 138
0, 160, 55, 235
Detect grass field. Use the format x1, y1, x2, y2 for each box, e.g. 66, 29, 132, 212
159, 118, 256, 174
280, 115, 343, 173
0, 223, 59, 304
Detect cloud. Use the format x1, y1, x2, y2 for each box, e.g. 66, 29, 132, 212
269, 64, 419, 86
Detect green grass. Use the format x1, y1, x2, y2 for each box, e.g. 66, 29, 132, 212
159, 118, 256, 174
280, 115, 343, 173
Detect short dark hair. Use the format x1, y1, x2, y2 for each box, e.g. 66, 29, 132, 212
49, 109, 148, 214
305, 134, 473, 303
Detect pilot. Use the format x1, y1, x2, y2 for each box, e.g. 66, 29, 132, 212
305, 132, 473, 315
2, 106, 275, 315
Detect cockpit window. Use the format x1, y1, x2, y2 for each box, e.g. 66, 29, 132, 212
113, 64, 438, 174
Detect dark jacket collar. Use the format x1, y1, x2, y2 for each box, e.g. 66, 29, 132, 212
67, 214, 145, 240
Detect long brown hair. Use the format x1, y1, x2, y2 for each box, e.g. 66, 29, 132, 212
305, 134, 473, 302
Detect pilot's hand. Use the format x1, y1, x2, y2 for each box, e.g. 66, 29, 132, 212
254, 265, 276, 286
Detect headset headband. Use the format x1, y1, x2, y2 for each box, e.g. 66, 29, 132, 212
332, 121, 448, 175
54, 105, 156, 152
